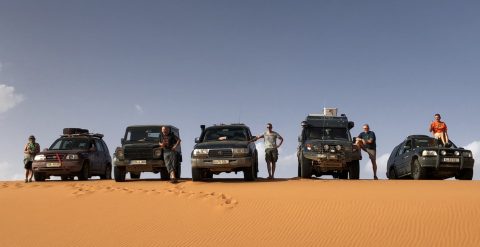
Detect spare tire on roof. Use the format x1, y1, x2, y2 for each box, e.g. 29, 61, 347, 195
63, 128, 89, 135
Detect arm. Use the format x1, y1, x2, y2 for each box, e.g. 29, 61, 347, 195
252, 134, 264, 142
367, 132, 376, 144
23, 144, 29, 154
276, 134, 284, 148
172, 136, 181, 151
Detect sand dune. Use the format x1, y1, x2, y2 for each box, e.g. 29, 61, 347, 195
1, 179, 480, 246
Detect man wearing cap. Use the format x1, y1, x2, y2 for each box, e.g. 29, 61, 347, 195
23, 135, 40, 183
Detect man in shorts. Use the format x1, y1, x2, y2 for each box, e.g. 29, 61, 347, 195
23, 135, 40, 183
356, 124, 378, 180
429, 113, 449, 146
253, 123, 283, 179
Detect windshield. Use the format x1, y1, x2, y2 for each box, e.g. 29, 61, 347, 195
305, 127, 348, 140
125, 127, 161, 142
413, 138, 457, 148
203, 127, 248, 142
49, 138, 92, 150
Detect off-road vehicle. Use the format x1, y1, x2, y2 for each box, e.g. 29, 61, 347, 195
191, 124, 258, 181
387, 135, 474, 180
32, 128, 112, 181
113, 125, 182, 182
297, 108, 361, 179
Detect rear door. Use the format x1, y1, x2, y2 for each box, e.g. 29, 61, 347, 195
395, 140, 413, 176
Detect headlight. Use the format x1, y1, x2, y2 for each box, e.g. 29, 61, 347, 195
232, 148, 249, 155
34, 154, 46, 161
335, 145, 342, 151
153, 149, 162, 158
306, 144, 313, 151
65, 154, 78, 160
440, 150, 447, 156
422, 150, 438, 156
463, 152, 473, 158
193, 149, 209, 156
454, 151, 460, 156
323, 145, 330, 151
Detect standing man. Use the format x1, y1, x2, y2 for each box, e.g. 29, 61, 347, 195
159, 126, 181, 184
429, 113, 449, 146
23, 135, 40, 183
357, 124, 378, 180
253, 123, 283, 179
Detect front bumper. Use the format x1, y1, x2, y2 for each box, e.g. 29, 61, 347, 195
32, 161, 83, 175
114, 159, 166, 172
303, 152, 349, 169
191, 157, 253, 172
419, 156, 475, 170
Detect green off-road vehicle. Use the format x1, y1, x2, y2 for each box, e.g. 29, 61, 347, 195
297, 108, 361, 179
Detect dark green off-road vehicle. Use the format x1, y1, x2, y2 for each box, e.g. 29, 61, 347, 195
297, 109, 361, 179
113, 125, 182, 182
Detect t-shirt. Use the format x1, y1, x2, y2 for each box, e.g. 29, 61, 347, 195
430, 121, 447, 133
159, 132, 179, 150
263, 131, 282, 149
358, 131, 376, 150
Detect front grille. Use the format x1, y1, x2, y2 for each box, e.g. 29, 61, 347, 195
209, 149, 233, 158
46, 154, 66, 161
124, 147, 153, 160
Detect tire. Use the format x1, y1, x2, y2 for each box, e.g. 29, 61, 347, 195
297, 159, 301, 177
456, 169, 473, 180
389, 167, 397, 179
411, 159, 427, 180
100, 165, 112, 180
244, 164, 255, 181
33, 172, 46, 182
78, 163, 90, 181
192, 167, 203, 182
254, 154, 259, 179
114, 166, 126, 182
160, 168, 169, 180
338, 171, 349, 179
300, 155, 313, 178
130, 172, 141, 179
348, 160, 360, 179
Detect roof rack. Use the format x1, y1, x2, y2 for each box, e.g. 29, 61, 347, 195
61, 133, 104, 139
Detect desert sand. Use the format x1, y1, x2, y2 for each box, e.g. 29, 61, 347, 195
1, 178, 480, 246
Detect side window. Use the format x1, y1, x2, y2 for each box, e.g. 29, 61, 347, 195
95, 140, 104, 152
101, 141, 109, 154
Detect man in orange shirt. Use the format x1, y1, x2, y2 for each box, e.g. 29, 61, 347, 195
429, 113, 449, 146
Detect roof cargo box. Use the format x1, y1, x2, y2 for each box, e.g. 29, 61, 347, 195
63, 128, 89, 135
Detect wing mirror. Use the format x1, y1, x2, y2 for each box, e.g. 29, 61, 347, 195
194, 137, 200, 143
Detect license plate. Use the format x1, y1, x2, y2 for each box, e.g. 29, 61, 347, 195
443, 158, 460, 163
46, 162, 61, 167
213, 160, 229, 165
130, 160, 147, 165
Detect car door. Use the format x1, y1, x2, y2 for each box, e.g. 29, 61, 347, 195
395, 140, 413, 176
94, 140, 106, 173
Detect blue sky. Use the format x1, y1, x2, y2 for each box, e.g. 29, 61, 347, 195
1, 0, 479, 180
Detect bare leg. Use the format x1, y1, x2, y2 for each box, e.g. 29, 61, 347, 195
25, 170, 29, 183
266, 161, 272, 178
372, 158, 378, 179
271, 162, 276, 179
28, 170, 33, 182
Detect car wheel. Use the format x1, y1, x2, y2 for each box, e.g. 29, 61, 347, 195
114, 166, 126, 182
130, 172, 141, 179
34, 172, 46, 182
100, 165, 112, 180
455, 168, 473, 180
297, 159, 301, 177
389, 167, 397, 179
300, 155, 313, 178
338, 171, 349, 179
243, 165, 255, 181
160, 168, 169, 180
78, 162, 90, 181
411, 159, 427, 180
348, 160, 360, 179
192, 167, 203, 182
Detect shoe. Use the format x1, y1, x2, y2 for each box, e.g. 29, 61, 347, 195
25, 179, 28, 183
170, 179, 178, 184
28, 178, 33, 182
374, 176, 378, 180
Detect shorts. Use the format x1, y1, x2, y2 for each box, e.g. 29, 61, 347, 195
265, 148, 278, 163
24, 160, 33, 170
363, 148, 376, 160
